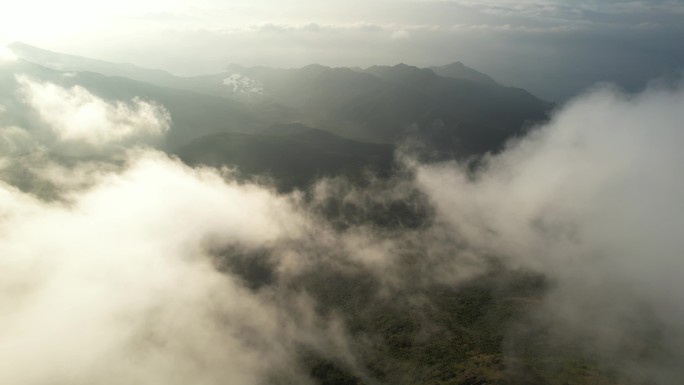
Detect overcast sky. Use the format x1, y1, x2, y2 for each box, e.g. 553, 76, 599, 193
2, 0, 683, 100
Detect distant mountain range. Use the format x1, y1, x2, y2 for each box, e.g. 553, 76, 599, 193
2, 43, 639, 385
4, 42, 553, 189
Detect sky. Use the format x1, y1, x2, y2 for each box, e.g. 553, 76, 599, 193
2, 0, 684, 99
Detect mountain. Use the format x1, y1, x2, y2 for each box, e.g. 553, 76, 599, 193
429, 62, 499, 86
2, 45, 650, 385
175, 125, 394, 190
363, 64, 553, 154
5, 43, 553, 164
8, 42, 180, 87
0, 58, 271, 148
7, 42, 256, 100
218, 64, 552, 156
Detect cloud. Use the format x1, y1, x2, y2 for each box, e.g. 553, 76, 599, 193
448, 22, 581, 33
391, 29, 411, 40
0, 46, 17, 63
0, 125, 36, 155
0, 76, 362, 384
414, 81, 684, 381
3, 71, 684, 383
0, 74, 491, 383
16, 75, 170, 148
0, 149, 332, 385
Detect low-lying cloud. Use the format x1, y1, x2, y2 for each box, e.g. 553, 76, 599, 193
415, 81, 684, 381
1, 74, 684, 384
17, 75, 170, 147
0, 145, 310, 384
0, 76, 387, 385
0, 46, 17, 63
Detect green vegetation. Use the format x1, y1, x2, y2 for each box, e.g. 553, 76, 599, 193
219, 246, 634, 385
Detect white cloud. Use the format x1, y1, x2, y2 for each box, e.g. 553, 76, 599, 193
16, 76, 170, 146
0, 126, 36, 155
2, 67, 684, 382
0, 76, 335, 384
415, 82, 684, 379
0, 46, 17, 62
391, 29, 411, 40
0, 151, 318, 385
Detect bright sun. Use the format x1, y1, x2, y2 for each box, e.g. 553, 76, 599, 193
1, 2, 110, 44
0, 0, 181, 45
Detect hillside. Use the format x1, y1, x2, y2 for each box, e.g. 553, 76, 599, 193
8, 43, 552, 158
175, 126, 394, 190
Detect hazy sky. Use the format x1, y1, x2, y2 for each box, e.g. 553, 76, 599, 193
2, 0, 684, 99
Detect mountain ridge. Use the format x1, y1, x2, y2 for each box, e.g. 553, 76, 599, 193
4, 42, 553, 164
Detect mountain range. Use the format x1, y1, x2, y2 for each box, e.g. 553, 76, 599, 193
1, 43, 655, 385
4, 42, 552, 188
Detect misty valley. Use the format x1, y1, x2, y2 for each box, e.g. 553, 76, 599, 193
1, 42, 684, 385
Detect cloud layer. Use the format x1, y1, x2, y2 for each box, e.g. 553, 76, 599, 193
416, 81, 684, 381
1, 74, 684, 383
0, 78, 318, 384
17, 76, 170, 147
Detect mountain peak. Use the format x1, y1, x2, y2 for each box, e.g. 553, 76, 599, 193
443, 61, 466, 68
363, 63, 437, 83
8, 41, 33, 49
430, 61, 498, 86
7, 42, 178, 84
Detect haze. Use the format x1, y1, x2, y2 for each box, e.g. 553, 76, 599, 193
3, 0, 683, 100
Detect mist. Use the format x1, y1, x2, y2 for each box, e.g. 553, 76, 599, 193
1, 68, 684, 384
415, 81, 684, 382
3, 1, 683, 100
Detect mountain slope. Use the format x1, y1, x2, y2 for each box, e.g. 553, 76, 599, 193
8, 42, 180, 87
0, 58, 271, 148
7, 42, 254, 100
174, 127, 394, 190
429, 62, 499, 86
6, 43, 553, 159
226, 64, 552, 156
364, 64, 553, 153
